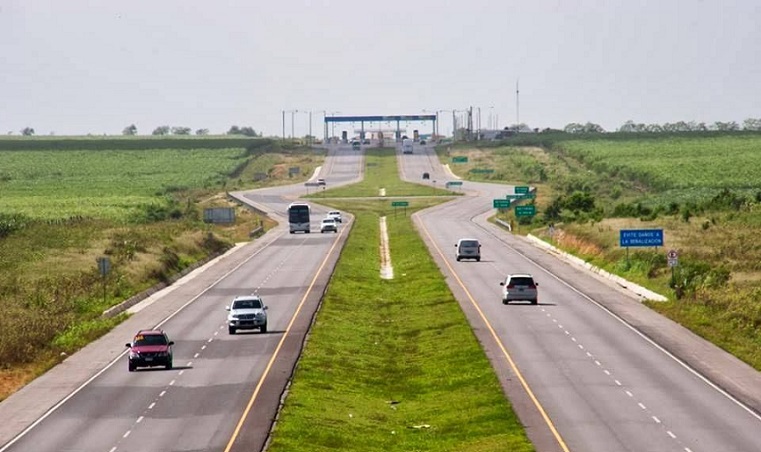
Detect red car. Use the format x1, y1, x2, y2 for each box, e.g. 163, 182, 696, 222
125, 329, 174, 371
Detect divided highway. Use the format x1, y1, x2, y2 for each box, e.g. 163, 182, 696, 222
1, 141, 761, 451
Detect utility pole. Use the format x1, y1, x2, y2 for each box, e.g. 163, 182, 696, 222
281, 110, 286, 141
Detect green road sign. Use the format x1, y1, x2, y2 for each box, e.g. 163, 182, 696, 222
514, 186, 529, 194
451, 156, 468, 163
515, 205, 536, 217
470, 168, 494, 174
511, 192, 536, 199
493, 199, 511, 209
391, 201, 409, 207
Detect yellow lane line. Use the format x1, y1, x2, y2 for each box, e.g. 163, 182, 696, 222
419, 219, 571, 452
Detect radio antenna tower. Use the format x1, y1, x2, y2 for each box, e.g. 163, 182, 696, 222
516, 78, 520, 131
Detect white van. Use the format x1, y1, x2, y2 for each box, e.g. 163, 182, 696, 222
455, 238, 481, 262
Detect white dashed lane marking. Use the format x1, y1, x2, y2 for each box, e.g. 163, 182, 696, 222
539, 307, 696, 451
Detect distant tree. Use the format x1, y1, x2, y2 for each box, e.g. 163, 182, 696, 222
711, 121, 739, 131
645, 123, 664, 133
152, 125, 170, 136
122, 124, 138, 136
565, 122, 604, 133
195, 128, 209, 136
742, 118, 761, 131
171, 126, 191, 135
21, 127, 35, 136
239, 126, 258, 137
227, 125, 258, 136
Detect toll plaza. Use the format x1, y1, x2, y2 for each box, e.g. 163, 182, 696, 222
323, 115, 436, 143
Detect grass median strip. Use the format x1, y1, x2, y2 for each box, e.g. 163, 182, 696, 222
267, 204, 534, 450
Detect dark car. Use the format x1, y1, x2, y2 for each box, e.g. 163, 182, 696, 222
419, 139, 427, 145
422, 172, 430, 180
126, 329, 174, 371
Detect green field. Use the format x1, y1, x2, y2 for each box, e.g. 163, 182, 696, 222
556, 135, 761, 204
0, 148, 250, 220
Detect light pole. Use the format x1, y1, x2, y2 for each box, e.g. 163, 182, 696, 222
326, 111, 340, 142
283, 110, 299, 139
435, 110, 453, 140
281, 110, 286, 141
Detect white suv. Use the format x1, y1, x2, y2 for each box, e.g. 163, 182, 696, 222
320, 218, 338, 233
226, 295, 268, 334
500, 274, 539, 305
327, 210, 342, 223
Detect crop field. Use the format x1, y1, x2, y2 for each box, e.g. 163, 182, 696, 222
555, 134, 761, 204
0, 147, 250, 220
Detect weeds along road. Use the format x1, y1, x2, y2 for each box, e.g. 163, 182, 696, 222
401, 144, 761, 452
0, 145, 361, 452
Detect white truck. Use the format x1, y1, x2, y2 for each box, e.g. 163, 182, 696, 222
402, 138, 413, 154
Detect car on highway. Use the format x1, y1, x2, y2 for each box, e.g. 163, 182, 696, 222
327, 210, 342, 223
352, 141, 361, 150
455, 238, 481, 262
422, 172, 430, 180
226, 295, 268, 334
126, 329, 174, 371
500, 273, 539, 305
419, 139, 427, 145
317, 178, 326, 186
320, 217, 338, 233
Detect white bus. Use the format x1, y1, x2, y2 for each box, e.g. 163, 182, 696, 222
287, 202, 311, 233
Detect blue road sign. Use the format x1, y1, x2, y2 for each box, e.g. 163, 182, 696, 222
620, 229, 664, 247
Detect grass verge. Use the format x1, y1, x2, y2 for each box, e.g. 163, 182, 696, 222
267, 161, 533, 451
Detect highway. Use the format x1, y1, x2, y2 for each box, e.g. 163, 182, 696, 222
0, 145, 362, 452
402, 142, 761, 452
2, 141, 761, 451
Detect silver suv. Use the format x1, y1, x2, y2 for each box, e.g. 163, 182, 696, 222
226, 295, 268, 334
455, 238, 481, 262
500, 274, 539, 305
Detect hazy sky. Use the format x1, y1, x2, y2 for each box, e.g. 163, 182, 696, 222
1, 1, 759, 137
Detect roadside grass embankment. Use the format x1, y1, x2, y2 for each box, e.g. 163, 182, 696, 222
442, 133, 761, 372
266, 204, 533, 452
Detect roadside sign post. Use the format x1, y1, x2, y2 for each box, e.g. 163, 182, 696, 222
493, 199, 511, 213
667, 249, 679, 288
619, 228, 665, 267
514, 205, 536, 235
391, 200, 409, 217
96, 257, 111, 305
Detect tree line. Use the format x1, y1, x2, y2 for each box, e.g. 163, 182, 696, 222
123, 124, 260, 137
560, 118, 761, 134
